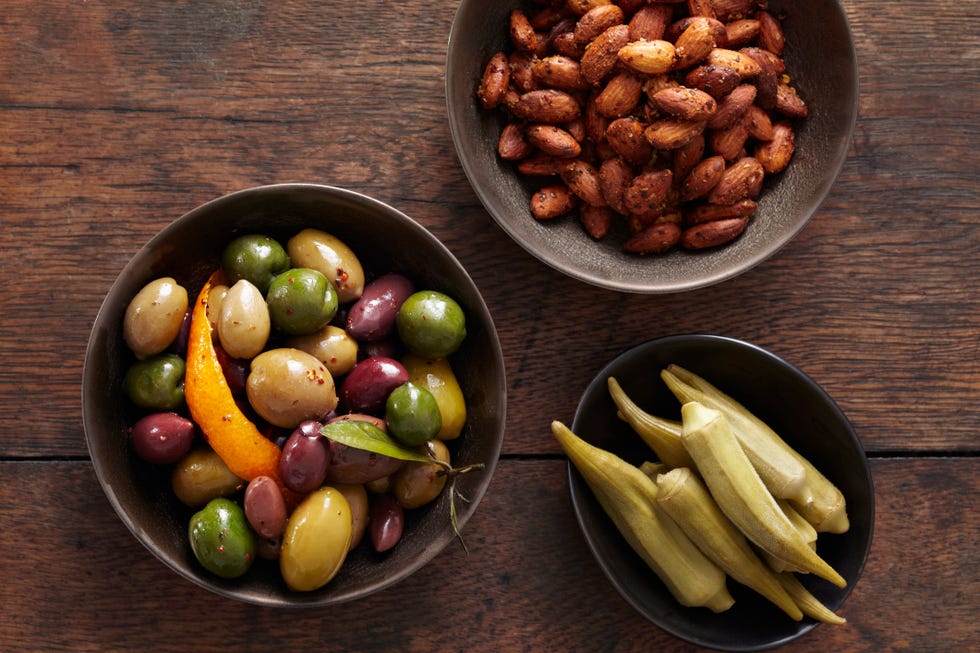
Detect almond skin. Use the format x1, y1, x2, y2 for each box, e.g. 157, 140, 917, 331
580, 204, 615, 239
684, 64, 741, 99
775, 82, 809, 118
532, 55, 590, 92
580, 24, 630, 86
594, 71, 645, 118
526, 125, 583, 158
681, 155, 726, 200
599, 156, 633, 214
509, 9, 538, 53
628, 4, 672, 41
672, 17, 717, 70
511, 89, 582, 123
624, 221, 682, 254
650, 86, 718, 121
530, 184, 577, 220
707, 48, 762, 78
645, 118, 707, 150
561, 159, 606, 206
574, 4, 626, 45
681, 217, 750, 249
624, 169, 673, 214
707, 83, 757, 130
497, 123, 533, 161
709, 113, 751, 161
755, 121, 796, 174
605, 116, 653, 165
708, 156, 765, 205
477, 52, 510, 109
618, 39, 677, 75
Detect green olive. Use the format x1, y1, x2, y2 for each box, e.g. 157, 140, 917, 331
266, 268, 338, 336
385, 382, 442, 447
221, 234, 290, 295
189, 497, 257, 579
123, 277, 188, 359
123, 353, 185, 410
246, 348, 338, 428
171, 448, 244, 508
288, 324, 359, 377
395, 291, 467, 359
286, 228, 365, 303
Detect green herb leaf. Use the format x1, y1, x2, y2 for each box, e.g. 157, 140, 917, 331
320, 420, 431, 463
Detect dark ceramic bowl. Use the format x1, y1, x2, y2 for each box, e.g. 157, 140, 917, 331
568, 335, 873, 650
446, 1, 857, 293
83, 184, 507, 607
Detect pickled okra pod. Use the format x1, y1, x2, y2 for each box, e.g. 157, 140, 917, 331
551, 421, 734, 612
679, 402, 847, 588
666, 364, 849, 533
655, 467, 804, 621
777, 572, 848, 625
608, 377, 694, 469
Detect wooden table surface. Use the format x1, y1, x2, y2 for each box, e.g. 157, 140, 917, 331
1, 1, 977, 651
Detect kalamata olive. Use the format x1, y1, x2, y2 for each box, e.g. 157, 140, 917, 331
266, 268, 338, 336
402, 353, 467, 441
221, 234, 291, 296
123, 277, 189, 359
323, 416, 405, 484
171, 448, 244, 507
278, 425, 330, 494
129, 411, 195, 464
246, 348, 338, 428
339, 356, 409, 414
280, 487, 352, 591
286, 228, 365, 303
385, 382, 442, 446
256, 535, 282, 561
189, 497, 256, 579
395, 290, 467, 359
123, 353, 185, 410
334, 482, 369, 551
288, 324, 358, 377
243, 475, 288, 539
346, 273, 415, 341
392, 439, 450, 509
369, 493, 404, 553
217, 279, 270, 359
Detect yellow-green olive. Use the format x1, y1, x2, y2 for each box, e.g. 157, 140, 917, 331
280, 486, 353, 591
171, 447, 244, 508
288, 325, 358, 377
334, 482, 369, 551
123, 277, 189, 358
246, 348, 338, 428
217, 279, 270, 359
402, 354, 467, 440
205, 284, 229, 328
392, 439, 450, 509
286, 228, 365, 303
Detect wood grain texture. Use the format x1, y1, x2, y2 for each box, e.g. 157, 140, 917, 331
0, 459, 976, 652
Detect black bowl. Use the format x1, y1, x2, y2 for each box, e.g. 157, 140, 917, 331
83, 184, 507, 606
447, 1, 858, 293
569, 335, 873, 650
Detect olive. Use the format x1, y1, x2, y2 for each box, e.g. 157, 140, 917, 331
334, 482, 369, 551
189, 497, 256, 579
288, 324, 358, 377
339, 356, 409, 414
369, 493, 404, 553
123, 277, 189, 359
286, 228, 365, 303
395, 290, 467, 359
385, 382, 442, 447
323, 415, 405, 484
246, 348, 338, 428
221, 234, 290, 295
123, 353, 185, 410
280, 486, 353, 591
266, 268, 338, 336
278, 422, 330, 494
402, 353, 467, 441
129, 411, 195, 464
217, 278, 270, 359
205, 284, 229, 329
243, 475, 287, 539
392, 439, 450, 509
346, 273, 414, 341
171, 448, 244, 508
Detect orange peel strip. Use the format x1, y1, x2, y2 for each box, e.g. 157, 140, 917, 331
185, 270, 283, 482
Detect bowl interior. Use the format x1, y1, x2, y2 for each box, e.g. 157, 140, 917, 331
83, 184, 506, 606
446, 0, 857, 293
569, 335, 874, 650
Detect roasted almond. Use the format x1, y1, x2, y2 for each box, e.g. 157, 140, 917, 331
746, 104, 774, 141
580, 24, 630, 85
708, 156, 765, 205
672, 133, 706, 181
672, 17, 717, 69
775, 82, 809, 118
681, 155, 726, 200
580, 204, 615, 239
681, 216, 749, 249
707, 83, 756, 130
567, 0, 614, 16
628, 4, 672, 41
516, 155, 568, 177
666, 15, 727, 43
552, 30, 586, 59
650, 86, 718, 121
685, 199, 758, 224
561, 159, 606, 206
624, 221, 682, 254
685, 0, 717, 20
530, 184, 577, 220
584, 92, 610, 144
624, 169, 673, 214
599, 156, 633, 214
684, 64, 741, 99
508, 51, 539, 92
497, 123, 533, 161
645, 118, 707, 150
754, 120, 796, 173
618, 39, 677, 75
709, 113, 751, 161
594, 71, 644, 118
711, 0, 756, 23
724, 19, 760, 48
526, 124, 583, 158
511, 89, 582, 123
509, 9, 538, 53
574, 4, 626, 45
756, 10, 786, 56
532, 55, 589, 91
605, 116, 653, 165
477, 52, 510, 110
707, 48, 762, 77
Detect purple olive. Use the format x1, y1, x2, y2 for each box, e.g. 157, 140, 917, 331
129, 411, 195, 464
278, 421, 330, 493
243, 475, 287, 539
339, 356, 409, 414
369, 493, 404, 553
346, 273, 415, 341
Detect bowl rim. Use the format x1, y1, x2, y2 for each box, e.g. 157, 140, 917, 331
445, 0, 860, 294
568, 333, 875, 650
82, 182, 507, 606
